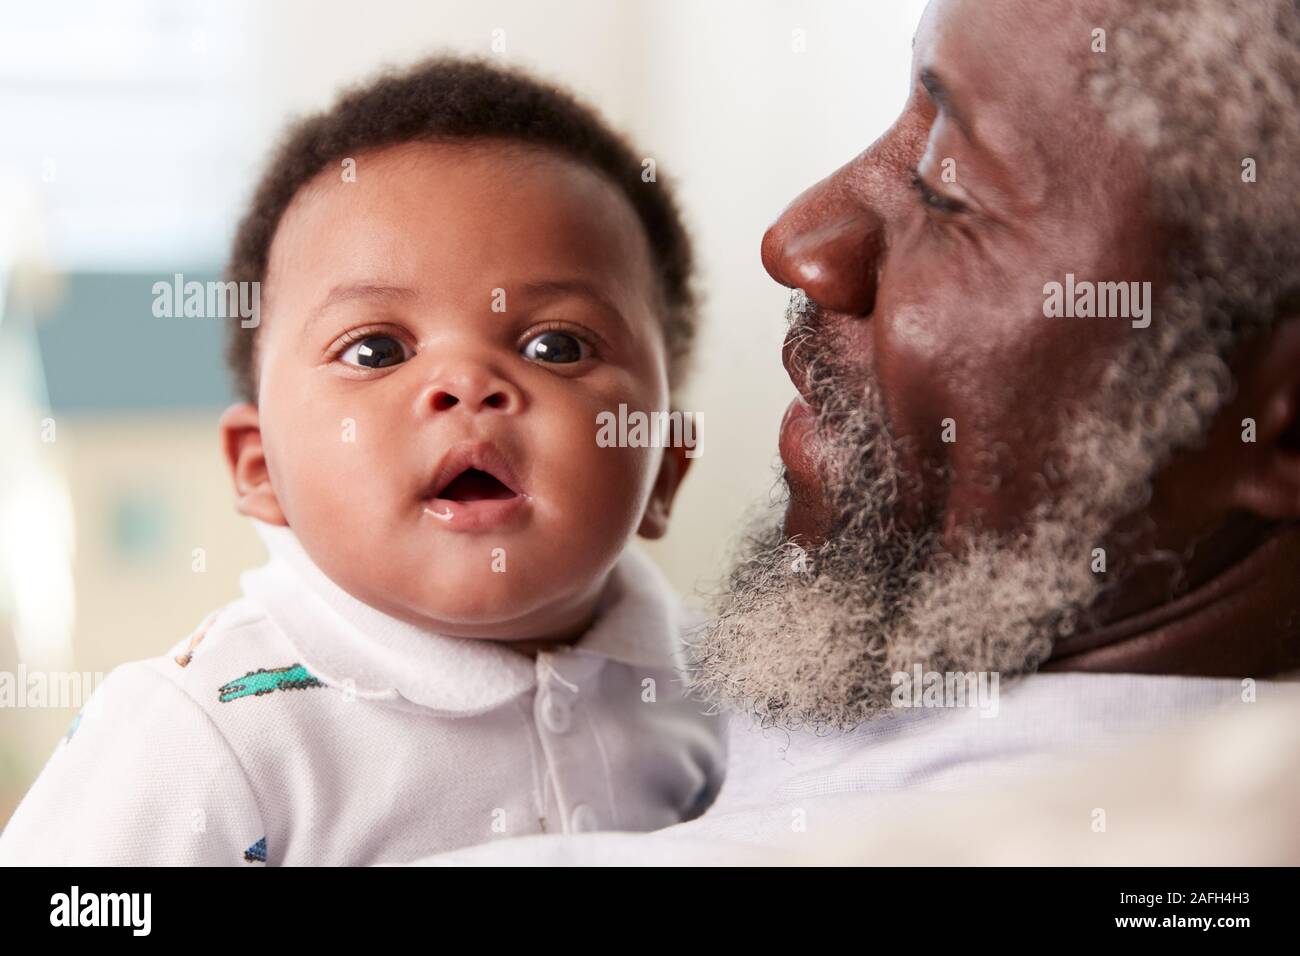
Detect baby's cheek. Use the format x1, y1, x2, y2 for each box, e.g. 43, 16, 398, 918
542, 412, 657, 541
270, 402, 385, 528
587, 445, 655, 519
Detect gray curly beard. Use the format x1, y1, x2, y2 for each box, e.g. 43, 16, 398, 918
687, 290, 1233, 731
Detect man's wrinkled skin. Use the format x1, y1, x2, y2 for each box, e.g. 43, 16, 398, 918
768, 0, 1299, 606
693, 0, 1299, 724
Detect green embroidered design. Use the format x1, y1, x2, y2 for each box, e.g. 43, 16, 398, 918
219, 664, 323, 703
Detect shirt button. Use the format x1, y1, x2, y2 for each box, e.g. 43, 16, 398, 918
540, 691, 573, 734
570, 804, 600, 832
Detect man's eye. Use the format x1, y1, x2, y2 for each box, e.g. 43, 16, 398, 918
910, 173, 968, 215
339, 335, 410, 369
521, 330, 586, 364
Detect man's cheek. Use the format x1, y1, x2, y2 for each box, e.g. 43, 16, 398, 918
875, 318, 945, 445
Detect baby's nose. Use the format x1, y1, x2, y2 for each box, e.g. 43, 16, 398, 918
419, 367, 523, 415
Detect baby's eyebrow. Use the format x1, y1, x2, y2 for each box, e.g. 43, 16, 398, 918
315, 283, 419, 313
302, 278, 631, 335
519, 279, 630, 332
521, 278, 610, 301
302, 283, 419, 337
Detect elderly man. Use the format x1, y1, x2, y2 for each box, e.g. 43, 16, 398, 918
420, 0, 1300, 864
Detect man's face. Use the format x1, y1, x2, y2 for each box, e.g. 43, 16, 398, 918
692, 0, 1232, 727
769, 0, 1161, 547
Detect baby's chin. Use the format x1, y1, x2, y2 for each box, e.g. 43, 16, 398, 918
290, 499, 633, 641
337, 549, 611, 642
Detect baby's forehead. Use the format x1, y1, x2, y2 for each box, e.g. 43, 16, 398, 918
261, 140, 665, 328
295, 139, 570, 198
284, 139, 646, 245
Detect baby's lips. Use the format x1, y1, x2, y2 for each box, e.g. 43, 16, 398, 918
422, 439, 524, 500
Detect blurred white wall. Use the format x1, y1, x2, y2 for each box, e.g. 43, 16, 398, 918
0, 0, 261, 268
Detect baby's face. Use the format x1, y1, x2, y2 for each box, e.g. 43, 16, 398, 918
234, 142, 681, 640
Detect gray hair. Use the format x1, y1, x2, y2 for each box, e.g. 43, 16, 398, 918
1089, 0, 1300, 346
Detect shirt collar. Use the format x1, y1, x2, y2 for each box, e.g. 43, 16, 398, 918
239, 521, 686, 716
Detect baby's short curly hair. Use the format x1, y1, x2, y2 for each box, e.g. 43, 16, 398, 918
225, 56, 697, 403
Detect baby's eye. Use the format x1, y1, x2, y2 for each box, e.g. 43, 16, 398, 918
339, 334, 410, 369
521, 330, 586, 364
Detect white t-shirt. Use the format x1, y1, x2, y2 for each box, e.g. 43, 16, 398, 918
0, 522, 726, 865
407, 670, 1300, 865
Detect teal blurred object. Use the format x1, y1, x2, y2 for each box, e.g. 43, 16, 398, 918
110, 490, 170, 561
33, 271, 237, 412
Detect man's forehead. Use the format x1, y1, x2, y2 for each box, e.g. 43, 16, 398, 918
911, 0, 1112, 148
915, 0, 1107, 81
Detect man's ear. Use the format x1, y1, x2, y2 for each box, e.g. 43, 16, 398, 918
218, 402, 288, 526
1224, 317, 1300, 520
636, 443, 694, 540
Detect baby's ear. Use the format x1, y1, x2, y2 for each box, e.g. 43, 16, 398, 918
636, 442, 694, 541
218, 402, 287, 526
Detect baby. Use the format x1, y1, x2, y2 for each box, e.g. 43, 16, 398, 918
0, 58, 724, 865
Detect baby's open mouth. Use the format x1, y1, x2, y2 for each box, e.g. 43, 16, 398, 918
433, 467, 518, 502
421, 443, 527, 530
421, 441, 526, 520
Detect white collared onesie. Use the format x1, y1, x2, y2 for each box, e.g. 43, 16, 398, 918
0, 523, 726, 865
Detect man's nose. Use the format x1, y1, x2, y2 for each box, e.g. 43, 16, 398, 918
761, 175, 885, 317
415, 361, 523, 416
